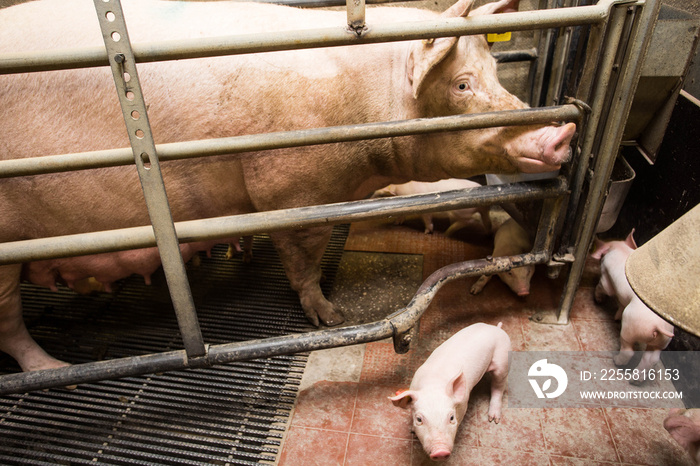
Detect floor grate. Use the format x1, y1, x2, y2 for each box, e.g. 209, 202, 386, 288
0, 225, 350, 465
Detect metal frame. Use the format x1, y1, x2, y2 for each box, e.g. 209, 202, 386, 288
0, 0, 660, 394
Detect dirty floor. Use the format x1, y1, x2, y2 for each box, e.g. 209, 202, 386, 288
277, 217, 694, 466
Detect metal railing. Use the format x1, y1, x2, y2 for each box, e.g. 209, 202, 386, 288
0, 0, 660, 394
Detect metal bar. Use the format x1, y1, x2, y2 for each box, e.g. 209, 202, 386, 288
0, 251, 547, 395
493, 48, 538, 63
0, 0, 634, 75
557, 0, 662, 324
556, 3, 628, 256
346, 0, 366, 34
0, 178, 567, 265
92, 0, 206, 360
0, 105, 582, 179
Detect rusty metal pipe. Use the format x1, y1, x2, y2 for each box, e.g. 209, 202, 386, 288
0, 252, 546, 395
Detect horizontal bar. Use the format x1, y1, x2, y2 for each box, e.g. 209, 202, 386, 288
0, 1, 629, 75
0, 104, 582, 179
0, 252, 545, 395
0, 178, 567, 265
493, 48, 538, 63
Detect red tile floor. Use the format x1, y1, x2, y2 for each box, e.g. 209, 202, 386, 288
278, 217, 693, 465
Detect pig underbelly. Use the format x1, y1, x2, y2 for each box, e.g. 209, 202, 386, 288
21, 239, 234, 293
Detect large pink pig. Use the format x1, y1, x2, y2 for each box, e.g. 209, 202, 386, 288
664, 408, 700, 464
470, 217, 534, 296
372, 179, 492, 234
0, 0, 575, 373
591, 231, 675, 377
390, 323, 511, 461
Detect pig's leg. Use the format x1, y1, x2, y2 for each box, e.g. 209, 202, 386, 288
421, 214, 434, 234
478, 207, 492, 233
470, 275, 491, 294
594, 280, 609, 304
487, 350, 510, 423
225, 239, 243, 260
270, 227, 344, 327
614, 336, 635, 367
242, 236, 254, 264
0, 265, 69, 372
633, 349, 662, 379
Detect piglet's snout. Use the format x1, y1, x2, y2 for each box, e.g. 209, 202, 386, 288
429, 448, 451, 461
542, 122, 576, 166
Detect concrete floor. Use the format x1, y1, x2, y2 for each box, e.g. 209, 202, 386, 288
277, 216, 694, 465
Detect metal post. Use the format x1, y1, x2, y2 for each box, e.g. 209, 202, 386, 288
556, 0, 662, 324
92, 0, 207, 360
346, 0, 366, 34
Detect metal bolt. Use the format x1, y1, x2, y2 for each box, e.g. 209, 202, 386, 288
114, 53, 126, 64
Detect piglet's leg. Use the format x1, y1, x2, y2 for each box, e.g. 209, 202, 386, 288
614, 336, 635, 367
470, 275, 491, 295
270, 227, 344, 327
487, 351, 510, 423
0, 264, 70, 373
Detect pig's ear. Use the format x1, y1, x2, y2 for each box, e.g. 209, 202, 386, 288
408, 37, 459, 99
407, 0, 475, 99
469, 0, 520, 16
625, 228, 638, 250
446, 371, 467, 401
389, 390, 416, 409
590, 237, 608, 260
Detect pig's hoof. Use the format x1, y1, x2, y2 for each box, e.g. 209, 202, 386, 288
488, 414, 501, 423
319, 308, 345, 327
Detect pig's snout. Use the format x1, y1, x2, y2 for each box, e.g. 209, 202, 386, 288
542, 122, 576, 166
517, 289, 530, 297
429, 448, 451, 461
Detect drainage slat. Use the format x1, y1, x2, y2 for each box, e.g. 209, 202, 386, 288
0, 226, 350, 465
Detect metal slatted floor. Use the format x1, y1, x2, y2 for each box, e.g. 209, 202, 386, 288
0, 224, 350, 465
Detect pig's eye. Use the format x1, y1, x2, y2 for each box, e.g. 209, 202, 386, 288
450, 414, 456, 423
415, 415, 423, 425
457, 82, 469, 91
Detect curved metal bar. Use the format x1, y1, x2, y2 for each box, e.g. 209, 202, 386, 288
0, 251, 544, 395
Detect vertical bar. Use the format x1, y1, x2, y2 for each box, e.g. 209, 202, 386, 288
558, 3, 628, 252
346, 0, 366, 34
92, 0, 207, 359
556, 0, 662, 324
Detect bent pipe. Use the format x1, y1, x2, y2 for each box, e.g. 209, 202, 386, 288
0, 252, 544, 395
0, 177, 567, 265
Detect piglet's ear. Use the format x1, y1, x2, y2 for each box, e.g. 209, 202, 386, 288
389, 390, 416, 409
469, 0, 520, 16
407, 0, 474, 99
625, 228, 637, 250
590, 237, 609, 260
447, 370, 467, 402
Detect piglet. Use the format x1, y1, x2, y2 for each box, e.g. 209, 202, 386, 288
470, 218, 534, 297
591, 230, 675, 378
372, 179, 491, 235
390, 322, 510, 461
664, 408, 700, 464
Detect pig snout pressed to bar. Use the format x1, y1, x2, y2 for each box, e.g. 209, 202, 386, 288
543, 122, 576, 166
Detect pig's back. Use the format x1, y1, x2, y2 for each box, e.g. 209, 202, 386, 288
412, 323, 510, 389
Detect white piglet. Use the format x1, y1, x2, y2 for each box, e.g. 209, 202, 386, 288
372, 179, 492, 235
591, 230, 675, 378
390, 322, 511, 461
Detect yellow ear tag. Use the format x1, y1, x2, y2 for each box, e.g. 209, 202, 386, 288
487, 32, 512, 43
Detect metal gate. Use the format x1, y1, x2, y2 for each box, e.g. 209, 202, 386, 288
0, 0, 661, 395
